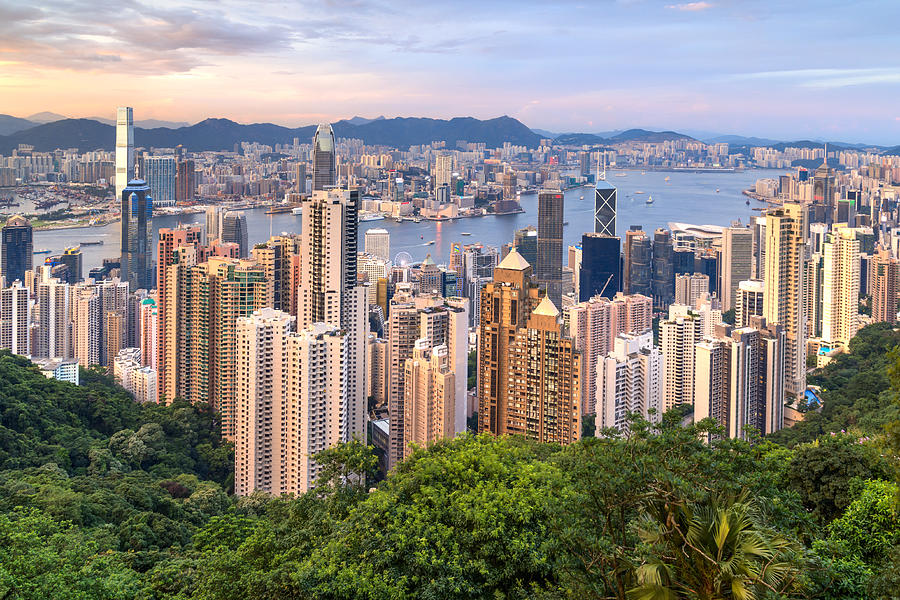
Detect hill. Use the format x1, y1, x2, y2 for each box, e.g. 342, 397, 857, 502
0, 115, 542, 153
0, 115, 36, 136
552, 128, 697, 146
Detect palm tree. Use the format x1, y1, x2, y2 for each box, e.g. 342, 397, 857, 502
627, 491, 798, 600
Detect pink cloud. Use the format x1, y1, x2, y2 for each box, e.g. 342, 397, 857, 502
666, 2, 715, 11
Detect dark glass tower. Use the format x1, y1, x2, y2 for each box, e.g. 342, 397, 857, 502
1, 215, 32, 284
513, 225, 538, 267
312, 123, 336, 191
594, 179, 617, 236
536, 191, 564, 306
222, 211, 249, 258
673, 247, 695, 275
651, 228, 674, 308
627, 232, 652, 296
58, 247, 83, 283
579, 233, 620, 301
697, 253, 718, 295
120, 179, 152, 291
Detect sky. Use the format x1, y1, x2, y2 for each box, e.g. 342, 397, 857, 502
2, 0, 900, 144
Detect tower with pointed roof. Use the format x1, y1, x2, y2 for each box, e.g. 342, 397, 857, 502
477, 248, 581, 443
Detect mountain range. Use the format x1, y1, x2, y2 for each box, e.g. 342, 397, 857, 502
0, 113, 894, 154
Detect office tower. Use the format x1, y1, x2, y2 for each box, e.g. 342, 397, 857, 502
252, 235, 300, 313
567, 293, 652, 416
115, 107, 134, 201
294, 162, 307, 193
627, 229, 652, 296
205, 206, 223, 243
673, 247, 694, 275
660, 306, 702, 411
763, 203, 807, 399
435, 152, 453, 189
675, 273, 709, 307
0, 281, 30, 356
58, 248, 82, 283
651, 228, 674, 308
813, 155, 835, 225
234, 309, 346, 496
579, 152, 591, 177
121, 179, 153, 291
143, 156, 177, 207
387, 289, 467, 467
697, 252, 718, 295
222, 211, 249, 258
594, 179, 617, 236
312, 123, 336, 191
402, 341, 456, 460
623, 226, 643, 293
113, 348, 157, 403
513, 226, 538, 267
822, 228, 860, 347
298, 188, 368, 444
506, 297, 581, 444
596, 331, 663, 434
579, 233, 620, 301
478, 249, 541, 434
871, 248, 898, 323
719, 226, 753, 311
139, 297, 158, 370
1, 215, 33, 284
34, 277, 71, 359
736, 280, 765, 328
72, 285, 101, 367
365, 228, 391, 261
537, 191, 564, 306
176, 159, 196, 202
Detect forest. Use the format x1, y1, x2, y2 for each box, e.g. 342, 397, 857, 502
0, 323, 898, 599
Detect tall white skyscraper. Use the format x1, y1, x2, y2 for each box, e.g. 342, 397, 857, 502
596, 331, 662, 434
0, 281, 30, 356
434, 152, 453, 189
660, 305, 702, 410
115, 107, 134, 201
822, 227, 860, 347
365, 228, 391, 261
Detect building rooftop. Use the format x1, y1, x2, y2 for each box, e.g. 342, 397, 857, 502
532, 296, 560, 318
496, 247, 531, 271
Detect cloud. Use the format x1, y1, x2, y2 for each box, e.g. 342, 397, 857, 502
730, 68, 900, 89
666, 2, 714, 11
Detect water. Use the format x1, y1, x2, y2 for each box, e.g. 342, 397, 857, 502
32, 169, 783, 272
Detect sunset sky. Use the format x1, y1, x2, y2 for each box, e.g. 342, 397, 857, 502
2, 0, 899, 143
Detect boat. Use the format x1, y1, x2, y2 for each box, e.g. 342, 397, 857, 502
292, 207, 303, 215
579, 195, 584, 200
646, 195, 654, 204
664, 176, 671, 182
265, 205, 297, 215
716, 188, 720, 193
359, 213, 384, 221
79, 240, 104, 246
563, 221, 569, 226
615, 173, 627, 177
746, 200, 750, 205
33, 248, 52, 254
461, 232, 472, 236
634, 190, 645, 195
426, 240, 435, 245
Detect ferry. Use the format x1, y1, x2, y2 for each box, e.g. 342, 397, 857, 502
80, 240, 104, 246
580, 195, 584, 200
634, 190, 645, 195
359, 213, 384, 222
615, 173, 627, 177
460, 232, 472, 236
33, 248, 52, 254
265, 205, 297, 215
426, 240, 435, 245
646, 195, 654, 204
292, 207, 303, 215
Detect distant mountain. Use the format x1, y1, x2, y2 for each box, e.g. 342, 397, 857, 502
343, 116, 385, 126
88, 117, 191, 129
0, 115, 542, 153
0, 114, 36, 136
552, 128, 695, 146
705, 134, 782, 146
552, 133, 608, 146
26, 111, 67, 124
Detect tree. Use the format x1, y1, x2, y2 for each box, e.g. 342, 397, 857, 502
827, 479, 900, 565
629, 492, 800, 600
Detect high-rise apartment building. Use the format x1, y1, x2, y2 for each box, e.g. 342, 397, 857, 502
139, 297, 158, 370
121, 179, 153, 291
402, 341, 457, 460
71, 285, 101, 367
537, 191, 564, 306
0, 281, 30, 356
175, 159, 196, 202
871, 248, 898, 323
252, 235, 300, 313
596, 331, 662, 434
206, 206, 223, 243
234, 309, 346, 496
736, 279, 765, 328
143, 156, 177, 207
594, 179, 617, 237
365, 228, 391, 262
34, 277, 71, 359
115, 107, 134, 201
434, 152, 453, 189
763, 203, 807, 399
312, 123, 336, 191
1, 215, 32, 285
675, 273, 709, 307
821, 227, 860, 347
660, 306, 702, 410
719, 225, 753, 311
113, 347, 157, 403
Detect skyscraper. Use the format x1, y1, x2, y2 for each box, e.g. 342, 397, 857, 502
1, 215, 33, 284
120, 179, 153, 291
651, 228, 674, 308
719, 225, 753, 311
813, 154, 836, 225
434, 152, 453, 189
579, 233, 620, 301
58, 247, 82, 283
660, 306, 702, 411
143, 156, 177, 207
312, 123, 336, 191
0, 281, 30, 356
596, 331, 662, 434
821, 228, 860, 347
513, 226, 538, 267
594, 180, 617, 236
222, 211, 249, 257
115, 107, 134, 201
537, 191, 564, 306
626, 229, 652, 296
736, 279, 765, 328
402, 341, 457, 460
871, 248, 898, 323
176, 159, 196, 202
365, 228, 391, 261
763, 203, 807, 399
206, 206, 223, 243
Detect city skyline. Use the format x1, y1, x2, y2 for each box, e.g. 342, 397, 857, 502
2, 1, 900, 144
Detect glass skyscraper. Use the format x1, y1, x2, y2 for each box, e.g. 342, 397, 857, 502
143, 156, 177, 207
120, 179, 153, 291
1, 215, 33, 284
